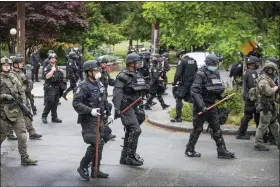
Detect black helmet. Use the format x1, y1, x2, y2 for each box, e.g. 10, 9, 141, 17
68, 51, 78, 59
12, 55, 23, 64
247, 56, 260, 64
151, 53, 160, 63
176, 50, 185, 58
205, 54, 219, 65
48, 53, 57, 59
83, 60, 99, 72
47, 50, 54, 56
162, 52, 169, 58
125, 53, 141, 66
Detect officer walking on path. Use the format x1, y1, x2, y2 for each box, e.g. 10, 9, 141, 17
113, 53, 148, 166
0, 57, 38, 166
73, 60, 109, 180
236, 56, 260, 140
185, 54, 235, 159
171, 51, 198, 122
254, 62, 280, 151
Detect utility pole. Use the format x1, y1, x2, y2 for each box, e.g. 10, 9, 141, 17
151, 21, 159, 54
17, 2, 25, 60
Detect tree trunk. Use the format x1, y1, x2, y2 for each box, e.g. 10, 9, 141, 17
129, 39, 133, 50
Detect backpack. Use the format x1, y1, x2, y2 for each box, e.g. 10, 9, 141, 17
231, 62, 243, 77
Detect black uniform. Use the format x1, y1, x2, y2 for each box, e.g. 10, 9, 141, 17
42, 58, 50, 80
73, 79, 109, 179
237, 68, 260, 138
172, 55, 198, 121
160, 55, 170, 89
99, 69, 115, 143
41, 64, 64, 123
186, 65, 234, 158
76, 55, 84, 81
144, 60, 169, 110
113, 68, 148, 166
62, 55, 79, 100
30, 52, 41, 82
229, 61, 243, 87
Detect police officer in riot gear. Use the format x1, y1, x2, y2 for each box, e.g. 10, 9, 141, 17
171, 51, 198, 122
41, 53, 64, 124
144, 54, 169, 110
236, 56, 260, 140
62, 51, 79, 100
185, 54, 235, 159
113, 53, 149, 166
73, 47, 84, 81
97, 56, 116, 142
160, 52, 170, 90
229, 52, 243, 87
73, 60, 109, 180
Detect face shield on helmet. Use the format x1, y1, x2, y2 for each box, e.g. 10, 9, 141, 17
125, 54, 142, 71
83, 60, 101, 80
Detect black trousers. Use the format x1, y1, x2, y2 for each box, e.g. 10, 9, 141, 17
42, 88, 60, 119
238, 101, 260, 136
32, 65, 40, 81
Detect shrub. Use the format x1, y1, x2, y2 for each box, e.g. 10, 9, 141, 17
169, 87, 248, 126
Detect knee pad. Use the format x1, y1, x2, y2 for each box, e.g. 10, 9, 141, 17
213, 130, 222, 139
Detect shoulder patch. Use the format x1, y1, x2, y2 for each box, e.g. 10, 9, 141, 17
75, 87, 81, 94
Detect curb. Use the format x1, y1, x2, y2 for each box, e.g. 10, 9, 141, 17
33, 94, 113, 99
147, 116, 256, 136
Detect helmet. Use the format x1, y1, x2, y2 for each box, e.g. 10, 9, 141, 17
162, 52, 169, 58
151, 53, 160, 63
83, 60, 99, 72
98, 56, 109, 64
205, 54, 219, 65
125, 53, 141, 66
48, 53, 57, 59
176, 50, 185, 58
266, 57, 279, 66
12, 55, 23, 64
247, 56, 260, 64
47, 50, 55, 56
68, 51, 78, 59
1, 57, 12, 64
263, 62, 278, 70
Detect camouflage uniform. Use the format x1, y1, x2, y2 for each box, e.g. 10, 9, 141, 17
0, 57, 37, 165
254, 62, 280, 150
8, 69, 41, 138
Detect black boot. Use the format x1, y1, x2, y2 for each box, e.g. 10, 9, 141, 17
7, 134, 17, 140
254, 145, 269, 151
62, 88, 71, 101
213, 130, 235, 159
52, 117, 62, 123
126, 129, 143, 166
170, 116, 182, 122
217, 146, 235, 159
144, 105, 152, 110
77, 166, 90, 180
78, 146, 94, 180
134, 153, 144, 163
185, 132, 201, 157
151, 101, 157, 106
120, 133, 128, 165
236, 134, 250, 140
161, 103, 170, 110
91, 169, 109, 178
41, 117, 48, 124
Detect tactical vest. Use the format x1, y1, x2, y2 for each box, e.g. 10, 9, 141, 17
255, 75, 277, 109
182, 57, 197, 83
201, 69, 225, 96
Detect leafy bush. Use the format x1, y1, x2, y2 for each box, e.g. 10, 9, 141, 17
169, 87, 249, 126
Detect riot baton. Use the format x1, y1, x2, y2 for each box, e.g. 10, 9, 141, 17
121, 97, 142, 115
198, 93, 236, 115
94, 113, 101, 178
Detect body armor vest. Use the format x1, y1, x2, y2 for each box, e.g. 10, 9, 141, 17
202, 69, 225, 96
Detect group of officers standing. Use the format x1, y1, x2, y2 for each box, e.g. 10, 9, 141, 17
1, 45, 279, 181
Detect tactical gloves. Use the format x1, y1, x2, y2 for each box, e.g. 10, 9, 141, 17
114, 109, 121, 119
108, 115, 114, 124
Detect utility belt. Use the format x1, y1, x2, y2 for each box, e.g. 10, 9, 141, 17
45, 84, 60, 89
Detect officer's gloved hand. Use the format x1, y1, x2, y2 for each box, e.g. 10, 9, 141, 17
114, 109, 121, 120
202, 106, 208, 113
91, 108, 100, 117
108, 115, 114, 124
4, 94, 14, 101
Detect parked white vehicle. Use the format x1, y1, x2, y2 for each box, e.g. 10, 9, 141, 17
184, 52, 209, 68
